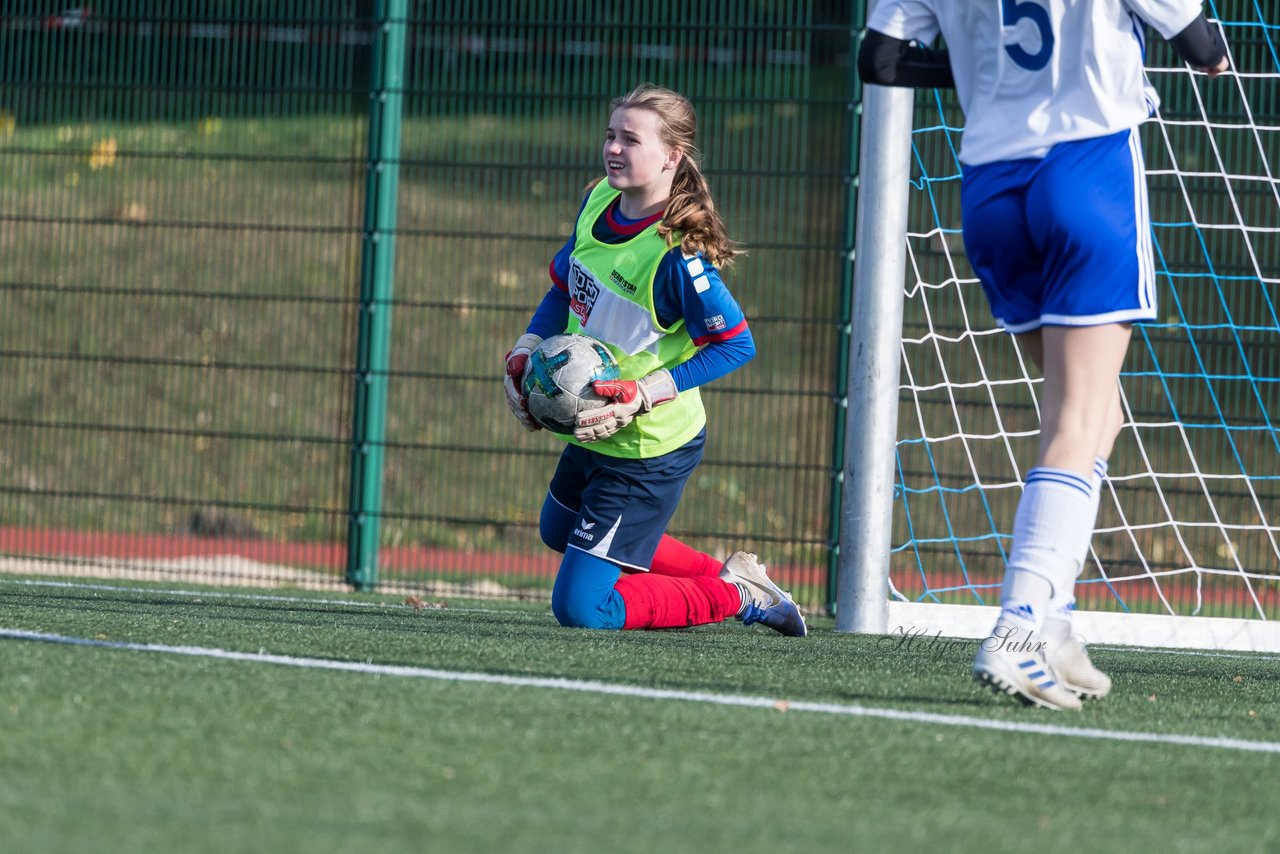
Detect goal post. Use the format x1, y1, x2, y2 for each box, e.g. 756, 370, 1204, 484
840, 8, 1280, 652
835, 82, 914, 635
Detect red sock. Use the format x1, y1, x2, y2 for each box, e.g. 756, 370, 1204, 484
617, 573, 741, 630
649, 535, 721, 578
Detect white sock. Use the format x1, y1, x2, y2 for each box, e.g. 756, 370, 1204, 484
994, 467, 1096, 643
1047, 457, 1109, 624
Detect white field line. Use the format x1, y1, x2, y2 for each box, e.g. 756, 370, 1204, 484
1105, 645, 1280, 661
2, 627, 1278, 756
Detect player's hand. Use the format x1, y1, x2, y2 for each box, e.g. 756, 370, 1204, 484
504, 333, 543, 432
573, 369, 677, 442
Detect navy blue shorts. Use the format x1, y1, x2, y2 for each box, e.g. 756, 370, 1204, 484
546, 430, 705, 571
961, 128, 1157, 334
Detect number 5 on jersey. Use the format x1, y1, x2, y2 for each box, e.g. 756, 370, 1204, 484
1003, 0, 1054, 70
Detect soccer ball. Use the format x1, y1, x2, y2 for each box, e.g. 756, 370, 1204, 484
522, 334, 621, 433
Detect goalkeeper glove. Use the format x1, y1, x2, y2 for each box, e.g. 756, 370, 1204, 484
504, 333, 543, 432
573, 369, 677, 443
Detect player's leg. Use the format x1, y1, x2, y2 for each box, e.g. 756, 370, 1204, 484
717, 551, 808, 636
1034, 324, 1132, 477
1043, 375, 1121, 620
648, 535, 721, 577
540, 446, 588, 554
542, 473, 755, 619
539, 440, 721, 577
1012, 324, 1129, 698
1015, 328, 1121, 688
640, 543, 807, 634
961, 158, 1082, 709
636, 436, 802, 633
973, 129, 1153, 706
539, 492, 577, 553
1027, 128, 1153, 698
974, 426, 1095, 711
1013, 321, 1111, 618
543, 487, 721, 578
548, 435, 747, 632
613, 570, 743, 630
973, 336, 1131, 708
551, 547, 627, 629
550, 549, 746, 631
1018, 330, 1124, 598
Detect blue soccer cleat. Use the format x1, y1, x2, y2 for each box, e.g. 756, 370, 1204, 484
720, 552, 808, 637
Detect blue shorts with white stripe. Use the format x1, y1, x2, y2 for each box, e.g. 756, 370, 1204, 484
960, 127, 1157, 334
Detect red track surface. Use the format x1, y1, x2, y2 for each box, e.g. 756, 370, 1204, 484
0, 526, 832, 591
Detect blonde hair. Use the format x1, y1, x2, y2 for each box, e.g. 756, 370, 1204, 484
607, 84, 743, 269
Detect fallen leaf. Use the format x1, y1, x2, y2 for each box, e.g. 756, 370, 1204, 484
111, 201, 147, 223
773, 700, 790, 712
87, 138, 117, 170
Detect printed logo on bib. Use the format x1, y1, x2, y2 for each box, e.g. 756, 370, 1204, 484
568, 258, 601, 326
609, 269, 638, 295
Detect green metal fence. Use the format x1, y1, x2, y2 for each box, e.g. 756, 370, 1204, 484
4, 1, 1275, 620
1, 1, 858, 608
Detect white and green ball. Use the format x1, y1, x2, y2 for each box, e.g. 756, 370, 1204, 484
522, 334, 621, 433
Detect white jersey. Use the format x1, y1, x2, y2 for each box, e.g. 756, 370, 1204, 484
867, 0, 1205, 164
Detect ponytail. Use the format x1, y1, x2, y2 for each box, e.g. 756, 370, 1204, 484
659, 157, 742, 269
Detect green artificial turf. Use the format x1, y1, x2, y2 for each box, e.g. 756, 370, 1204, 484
0, 579, 1276, 854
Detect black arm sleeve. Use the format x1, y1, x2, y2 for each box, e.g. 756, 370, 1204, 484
857, 28, 956, 89
1168, 12, 1227, 68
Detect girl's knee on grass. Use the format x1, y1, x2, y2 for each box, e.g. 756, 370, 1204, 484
551, 548, 625, 629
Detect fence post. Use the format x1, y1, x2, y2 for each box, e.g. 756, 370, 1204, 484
835, 80, 914, 633
347, 0, 406, 590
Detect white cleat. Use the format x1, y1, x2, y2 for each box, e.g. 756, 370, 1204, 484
973, 631, 1082, 712
719, 552, 807, 637
1044, 618, 1112, 700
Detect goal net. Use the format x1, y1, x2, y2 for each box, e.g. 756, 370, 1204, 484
886, 7, 1278, 648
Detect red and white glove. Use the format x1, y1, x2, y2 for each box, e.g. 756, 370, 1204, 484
573, 369, 678, 443
504, 333, 543, 431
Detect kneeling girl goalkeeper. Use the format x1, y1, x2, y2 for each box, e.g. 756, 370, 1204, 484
502, 83, 806, 636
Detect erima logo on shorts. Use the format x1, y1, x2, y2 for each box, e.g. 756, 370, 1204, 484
572, 528, 594, 542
